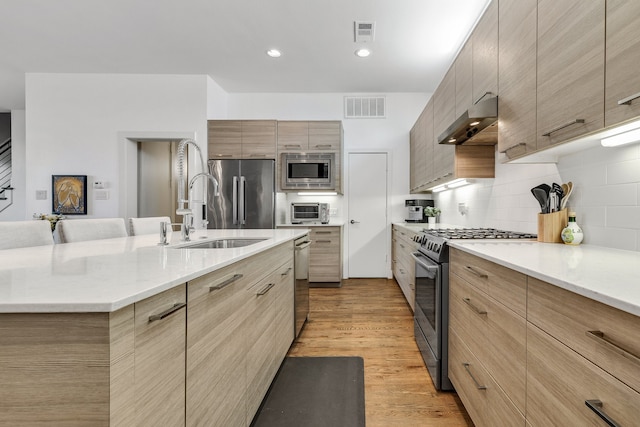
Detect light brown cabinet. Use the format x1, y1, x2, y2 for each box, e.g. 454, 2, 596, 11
455, 41, 473, 118
391, 225, 419, 310
277, 121, 342, 152
133, 285, 187, 427
449, 248, 527, 420
497, 0, 537, 160
208, 120, 277, 159
605, 0, 640, 127
536, 0, 605, 150
409, 101, 432, 192
449, 247, 640, 427
308, 226, 342, 284
472, 0, 498, 106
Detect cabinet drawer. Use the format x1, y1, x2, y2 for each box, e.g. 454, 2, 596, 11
528, 277, 640, 394
450, 273, 526, 412
450, 248, 527, 317
527, 322, 640, 426
449, 329, 526, 427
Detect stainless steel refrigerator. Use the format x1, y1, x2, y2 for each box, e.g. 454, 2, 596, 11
207, 159, 275, 229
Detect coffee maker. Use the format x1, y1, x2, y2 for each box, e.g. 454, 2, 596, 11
405, 199, 434, 223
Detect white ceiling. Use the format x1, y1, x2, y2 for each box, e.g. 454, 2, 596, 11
0, 0, 491, 111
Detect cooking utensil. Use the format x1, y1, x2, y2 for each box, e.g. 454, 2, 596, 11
531, 185, 549, 214
561, 181, 574, 209
551, 183, 564, 212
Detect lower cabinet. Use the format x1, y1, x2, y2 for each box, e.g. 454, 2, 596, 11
449, 247, 640, 427
391, 225, 419, 310
308, 226, 342, 283
134, 285, 187, 427
187, 242, 294, 427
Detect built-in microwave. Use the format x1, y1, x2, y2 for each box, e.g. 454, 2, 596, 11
281, 152, 335, 190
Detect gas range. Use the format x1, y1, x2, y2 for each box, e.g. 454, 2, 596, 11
413, 227, 537, 263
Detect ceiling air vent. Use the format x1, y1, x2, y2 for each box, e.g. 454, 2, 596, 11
354, 21, 375, 43
344, 96, 386, 119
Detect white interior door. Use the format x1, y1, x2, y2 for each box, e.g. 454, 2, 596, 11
347, 152, 388, 278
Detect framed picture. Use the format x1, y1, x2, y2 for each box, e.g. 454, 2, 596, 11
52, 175, 87, 215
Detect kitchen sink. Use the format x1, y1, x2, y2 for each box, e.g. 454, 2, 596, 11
170, 238, 268, 249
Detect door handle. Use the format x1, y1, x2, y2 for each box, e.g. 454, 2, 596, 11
239, 176, 246, 225
232, 176, 238, 225
350, 219, 360, 224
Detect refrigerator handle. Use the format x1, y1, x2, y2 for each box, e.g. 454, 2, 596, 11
232, 176, 239, 225
239, 176, 246, 225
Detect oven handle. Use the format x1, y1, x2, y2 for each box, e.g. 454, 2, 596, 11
411, 252, 439, 272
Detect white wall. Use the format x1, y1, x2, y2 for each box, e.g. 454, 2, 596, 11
24, 73, 210, 219
224, 92, 430, 223
435, 143, 640, 251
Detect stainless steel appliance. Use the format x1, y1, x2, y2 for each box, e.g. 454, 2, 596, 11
281, 152, 335, 190
405, 199, 434, 223
411, 227, 536, 391
207, 159, 275, 229
294, 235, 311, 337
291, 202, 330, 224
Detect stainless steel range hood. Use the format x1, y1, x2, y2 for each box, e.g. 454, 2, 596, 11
437, 96, 498, 145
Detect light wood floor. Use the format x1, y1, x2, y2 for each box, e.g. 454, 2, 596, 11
288, 278, 474, 427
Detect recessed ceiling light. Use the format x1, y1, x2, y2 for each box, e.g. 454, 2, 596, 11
355, 48, 371, 58
266, 49, 281, 58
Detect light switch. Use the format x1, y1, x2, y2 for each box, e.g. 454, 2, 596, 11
94, 190, 109, 200
35, 190, 47, 200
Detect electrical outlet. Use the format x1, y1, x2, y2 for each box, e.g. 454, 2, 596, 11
35, 190, 47, 200
329, 208, 338, 216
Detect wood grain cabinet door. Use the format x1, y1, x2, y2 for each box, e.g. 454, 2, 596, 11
277, 121, 309, 152
472, 0, 498, 106
605, 0, 640, 127
536, 0, 605, 149
455, 40, 473, 118
134, 284, 186, 427
308, 121, 341, 151
208, 120, 243, 159
497, 0, 537, 160
241, 120, 276, 158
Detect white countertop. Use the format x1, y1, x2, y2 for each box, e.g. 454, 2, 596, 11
276, 221, 344, 227
449, 241, 640, 317
392, 222, 640, 317
0, 229, 308, 313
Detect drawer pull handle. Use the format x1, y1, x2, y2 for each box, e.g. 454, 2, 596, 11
586, 330, 640, 365
465, 265, 488, 278
585, 400, 621, 427
313, 144, 333, 149
284, 144, 302, 148
148, 302, 187, 322
498, 142, 526, 154
315, 231, 332, 234
281, 267, 293, 276
542, 119, 585, 136
257, 283, 275, 296
316, 240, 332, 243
463, 363, 487, 390
209, 273, 244, 292
463, 298, 487, 315
618, 91, 640, 106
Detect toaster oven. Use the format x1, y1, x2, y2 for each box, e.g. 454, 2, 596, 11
291, 203, 330, 224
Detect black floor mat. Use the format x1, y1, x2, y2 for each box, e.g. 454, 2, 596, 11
251, 356, 366, 427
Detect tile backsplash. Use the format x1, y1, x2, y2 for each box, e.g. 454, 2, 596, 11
435, 143, 640, 251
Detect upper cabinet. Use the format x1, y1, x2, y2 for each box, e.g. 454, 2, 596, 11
497, 0, 537, 159
536, 0, 605, 150
277, 121, 342, 152
455, 41, 473, 118
410, 100, 433, 192
208, 120, 277, 159
472, 0, 498, 105
605, 0, 640, 127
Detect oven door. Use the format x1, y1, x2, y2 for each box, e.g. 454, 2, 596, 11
412, 250, 452, 390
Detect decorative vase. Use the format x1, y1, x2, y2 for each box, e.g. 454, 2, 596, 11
561, 211, 583, 245
427, 216, 436, 225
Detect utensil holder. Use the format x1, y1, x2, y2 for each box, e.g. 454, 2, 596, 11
537, 209, 568, 243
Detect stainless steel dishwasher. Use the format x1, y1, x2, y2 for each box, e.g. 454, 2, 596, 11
294, 234, 311, 337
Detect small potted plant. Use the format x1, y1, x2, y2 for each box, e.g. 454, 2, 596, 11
424, 206, 441, 225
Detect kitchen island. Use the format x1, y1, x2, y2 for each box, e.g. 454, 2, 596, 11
0, 228, 308, 426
